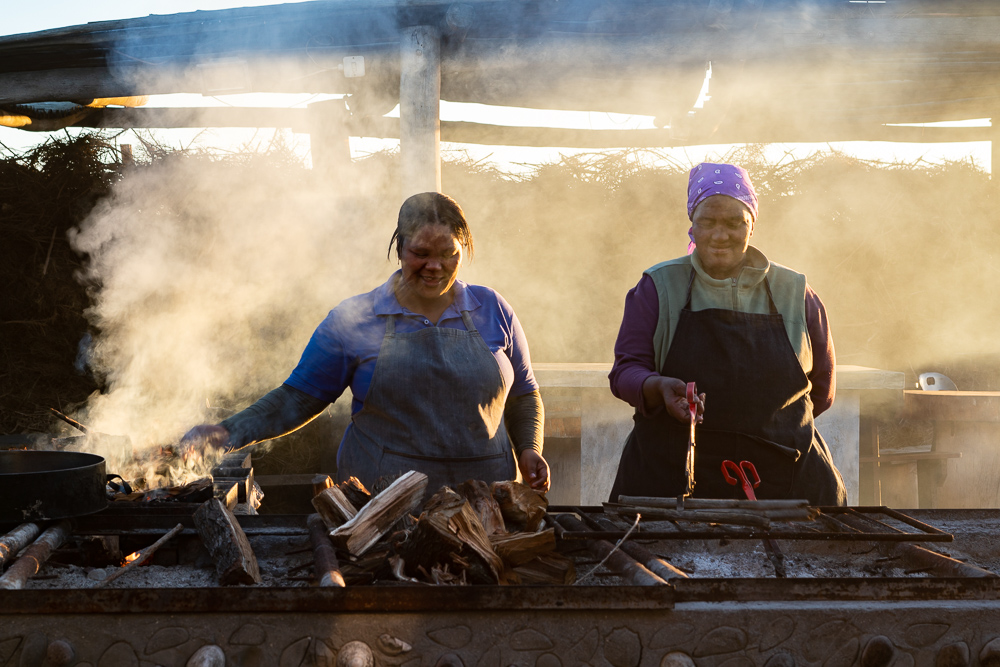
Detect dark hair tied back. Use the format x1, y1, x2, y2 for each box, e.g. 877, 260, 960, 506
388, 192, 475, 261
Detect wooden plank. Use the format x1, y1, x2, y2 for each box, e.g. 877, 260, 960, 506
193, 498, 261, 585
903, 391, 1000, 422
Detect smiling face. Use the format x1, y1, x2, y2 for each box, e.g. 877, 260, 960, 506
691, 195, 754, 280
398, 223, 464, 304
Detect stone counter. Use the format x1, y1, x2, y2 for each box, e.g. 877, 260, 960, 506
535, 363, 904, 505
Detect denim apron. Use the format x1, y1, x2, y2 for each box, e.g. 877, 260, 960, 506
337, 310, 516, 497
610, 270, 846, 506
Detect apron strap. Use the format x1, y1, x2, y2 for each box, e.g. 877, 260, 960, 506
460, 310, 478, 333
385, 314, 396, 335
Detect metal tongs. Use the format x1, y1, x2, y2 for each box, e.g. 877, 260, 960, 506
677, 382, 698, 508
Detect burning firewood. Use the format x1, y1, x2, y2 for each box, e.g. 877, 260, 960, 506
490, 480, 548, 531
328, 471, 427, 557
394, 487, 505, 584
193, 498, 262, 585
456, 479, 506, 536
113, 477, 215, 504
340, 476, 372, 510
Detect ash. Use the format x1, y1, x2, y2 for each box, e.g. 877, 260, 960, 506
27, 534, 314, 589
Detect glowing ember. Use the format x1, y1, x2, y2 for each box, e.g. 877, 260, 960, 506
123, 551, 141, 564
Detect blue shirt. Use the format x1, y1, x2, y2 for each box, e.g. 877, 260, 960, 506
285, 271, 539, 414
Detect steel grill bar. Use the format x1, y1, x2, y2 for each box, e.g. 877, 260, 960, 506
553, 506, 954, 543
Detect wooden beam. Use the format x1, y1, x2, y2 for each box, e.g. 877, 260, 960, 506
75, 107, 993, 147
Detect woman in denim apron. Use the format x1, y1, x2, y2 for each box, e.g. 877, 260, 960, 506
184, 193, 549, 497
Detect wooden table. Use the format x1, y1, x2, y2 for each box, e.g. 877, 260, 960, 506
901, 390, 1000, 508
534, 363, 905, 506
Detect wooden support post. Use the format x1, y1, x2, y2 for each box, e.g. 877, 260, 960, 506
307, 99, 352, 177
993, 117, 1000, 193
399, 25, 441, 198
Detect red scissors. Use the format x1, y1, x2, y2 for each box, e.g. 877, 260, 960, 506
721, 460, 761, 500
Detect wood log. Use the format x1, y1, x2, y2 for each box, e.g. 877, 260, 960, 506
312, 474, 333, 497
0, 521, 71, 590
0, 523, 40, 570
329, 471, 427, 557
583, 514, 688, 580
306, 514, 345, 587
489, 528, 556, 567
311, 486, 357, 529
490, 480, 548, 531
395, 487, 505, 584
193, 498, 261, 585
456, 479, 506, 536
512, 552, 576, 585
555, 514, 666, 586
339, 476, 372, 511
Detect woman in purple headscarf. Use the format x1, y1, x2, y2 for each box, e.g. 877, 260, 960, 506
607, 163, 846, 506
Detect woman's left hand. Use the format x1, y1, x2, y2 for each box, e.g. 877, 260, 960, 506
518, 449, 550, 493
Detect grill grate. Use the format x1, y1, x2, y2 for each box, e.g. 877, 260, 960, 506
553, 505, 955, 543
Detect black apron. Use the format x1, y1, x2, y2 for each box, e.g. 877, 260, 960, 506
609, 270, 846, 506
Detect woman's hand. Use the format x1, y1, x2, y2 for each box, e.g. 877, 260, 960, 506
177, 424, 231, 464
641, 376, 706, 424
518, 449, 550, 493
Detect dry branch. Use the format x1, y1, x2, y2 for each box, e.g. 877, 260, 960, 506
98, 523, 183, 587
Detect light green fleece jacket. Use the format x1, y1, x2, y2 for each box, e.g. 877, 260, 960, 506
645, 245, 812, 378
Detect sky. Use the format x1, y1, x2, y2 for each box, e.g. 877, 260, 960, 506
0, 1, 992, 172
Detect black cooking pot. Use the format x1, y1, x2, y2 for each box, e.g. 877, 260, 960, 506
0, 451, 107, 523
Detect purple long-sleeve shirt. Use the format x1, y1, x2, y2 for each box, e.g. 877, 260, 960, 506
609, 273, 836, 417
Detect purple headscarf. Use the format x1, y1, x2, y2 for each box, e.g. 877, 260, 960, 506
685, 162, 758, 254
